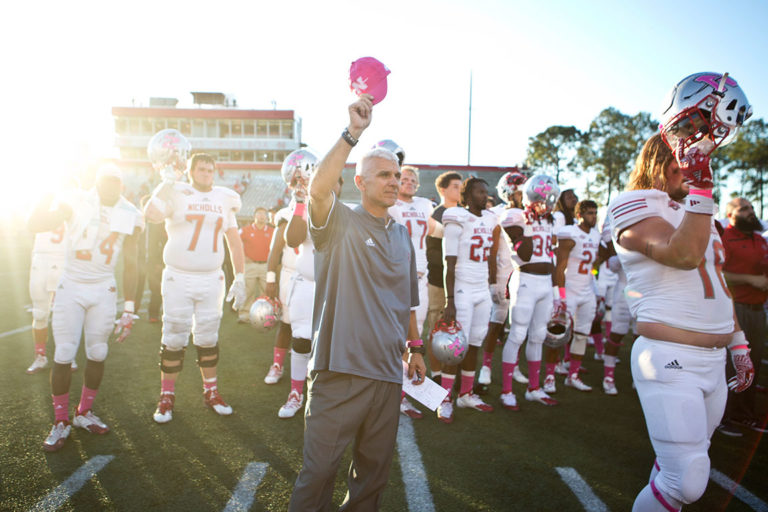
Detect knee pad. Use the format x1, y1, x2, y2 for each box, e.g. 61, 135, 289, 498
193, 313, 221, 347
54, 342, 77, 364
86, 341, 109, 362
292, 337, 312, 354
160, 345, 186, 374
571, 334, 588, 356
679, 454, 710, 504
162, 315, 193, 350
196, 345, 219, 368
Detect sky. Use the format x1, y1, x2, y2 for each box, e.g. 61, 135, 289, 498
2, 0, 767, 217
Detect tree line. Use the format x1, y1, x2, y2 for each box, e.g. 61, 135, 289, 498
525, 109, 768, 216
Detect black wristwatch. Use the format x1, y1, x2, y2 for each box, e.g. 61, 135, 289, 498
341, 127, 358, 147
408, 345, 426, 355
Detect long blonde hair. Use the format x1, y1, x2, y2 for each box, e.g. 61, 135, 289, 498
626, 133, 675, 191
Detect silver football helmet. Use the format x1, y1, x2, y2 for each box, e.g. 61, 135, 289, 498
249, 296, 282, 332
281, 148, 319, 187
496, 171, 527, 204
372, 139, 405, 166
147, 129, 191, 176
522, 174, 560, 215
660, 72, 752, 155
544, 310, 573, 349
430, 319, 468, 365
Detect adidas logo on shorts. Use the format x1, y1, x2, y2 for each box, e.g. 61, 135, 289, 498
664, 359, 683, 370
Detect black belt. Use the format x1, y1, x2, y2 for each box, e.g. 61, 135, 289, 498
737, 302, 765, 311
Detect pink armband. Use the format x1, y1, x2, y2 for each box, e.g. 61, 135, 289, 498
407, 339, 424, 348
559, 287, 567, 300
294, 203, 307, 217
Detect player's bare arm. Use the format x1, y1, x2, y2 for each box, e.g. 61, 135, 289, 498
488, 225, 500, 285
617, 214, 711, 270
225, 227, 245, 275
553, 238, 575, 288
265, 221, 286, 299
504, 225, 533, 261
406, 311, 426, 384
144, 182, 176, 224
442, 256, 457, 322
285, 214, 308, 248
309, 94, 373, 226
724, 271, 768, 291
114, 226, 142, 343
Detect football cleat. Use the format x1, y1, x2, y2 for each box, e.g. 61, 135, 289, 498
478, 366, 492, 385
73, 410, 110, 434
554, 361, 570, 375
513, 366, 529, 384
437, 398, 454, 424
500, 392, 519, 411
278, 390, 304, 419
264, 363, 284, 384
26, 354, 48, 374
43, 421, 71, 452
565, 374, 593, 392
525, 387, 558, 406
400, 396, 423, 419
456, 392, 494, 412
204, 389, 233, 416
543, 374, 557, 394
153, 393, 175, 424
594, 352, 604, 361
603, 377, 618, 396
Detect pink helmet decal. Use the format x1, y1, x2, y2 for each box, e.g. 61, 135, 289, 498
694, 74, 737, 91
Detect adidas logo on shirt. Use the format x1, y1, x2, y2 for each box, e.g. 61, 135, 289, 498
664, 359, 683, 370
365, 238, 376, 247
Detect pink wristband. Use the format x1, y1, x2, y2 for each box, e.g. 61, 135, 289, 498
513, 241, 523, 251
294, 203, 307, 217
407, 339, 424, 348
729, 345, 749, 351
559, 287, 567, 300
688, 188, 713, 199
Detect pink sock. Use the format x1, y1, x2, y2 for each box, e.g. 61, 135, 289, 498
203, 377, 217, 392
502, 362, 516, 393
291, 379, 304, 395
545, 362, 556, 377
161, 379, 175, 395
482, 351, 493, 368
401, 390, 406, 399
273, 347, 288, 367
528, 360, 541, 389
459, 371, 474, 395
605, 321, 612, 338
77, 386, 98, 415
569, 359, 582, 377
593, 333, 604, 356
52, 394, 69, 423
441, 375, 455, 393
604, 366, 615, 379
604, 355, 616, 379
35, 342, 46, 356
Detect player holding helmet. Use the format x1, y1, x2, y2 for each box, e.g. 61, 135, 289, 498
29, 164, 143, 451
437, 177, 498, 423
609, 72, 753, 511
145, 143, 246, 424
499, 174, 561, 409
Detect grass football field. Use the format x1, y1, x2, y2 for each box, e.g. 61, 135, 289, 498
0, 232, 766, 512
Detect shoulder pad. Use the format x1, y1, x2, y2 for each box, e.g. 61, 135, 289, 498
441, 207, 468, 226
608, 189, 668, 239
500, 208, 525, 228
557, 225, 575, 240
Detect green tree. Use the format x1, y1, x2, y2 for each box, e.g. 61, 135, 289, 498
577, 108, 657, 204
525, 126, 581, 184
720, 118, 768, 217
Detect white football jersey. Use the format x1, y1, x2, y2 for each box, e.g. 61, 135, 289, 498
274, 204, 299, 273
608, 189, 733, 334
388, 196, 434, 274
64, 190, 144, 283
489, 204, 514, 281
442, 207, 496, 283
293, 214, 315, 282
501, 209, 554, 267
32, 225, 68, 256
557, 224, 600, 293
162, 183, 240, 272
552, 211, 567, 234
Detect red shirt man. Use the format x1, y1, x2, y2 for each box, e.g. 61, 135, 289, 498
238, 208, 274, 322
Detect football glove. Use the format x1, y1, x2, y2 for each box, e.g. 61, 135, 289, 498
226, 273, 247, 311
553, 299, 567, 318
114, 301, 135, 343
728, 343, 754, 393
676, 143, 714, 190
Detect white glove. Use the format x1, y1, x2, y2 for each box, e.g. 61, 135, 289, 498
490, 283, 505, 304
113, 301, 135, 343
226, 273, 247, 311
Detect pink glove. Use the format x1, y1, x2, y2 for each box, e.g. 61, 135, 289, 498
728, 347, 754, 393
553, 299, 567, 318
676, 144, 714, 190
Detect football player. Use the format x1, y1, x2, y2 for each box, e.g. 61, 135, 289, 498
438, 177, 498, 423
26, 215, 69, 374
388, 165, 443, 418
477, 171, 527, 388
29, 164, 143, 451
609, 72, 753, 511
548, 200, 604, 393
500, 175, 561, 409
145, 153, 246, 423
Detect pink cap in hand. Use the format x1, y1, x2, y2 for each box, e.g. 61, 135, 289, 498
349, 57, 390, 105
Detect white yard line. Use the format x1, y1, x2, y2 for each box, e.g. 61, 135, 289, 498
555, 467, 609, 512
710, 469, 768, 511
397, 416, 436, 512
0, 325, 32, 339
29, 455, 114, 512
222, 462, 269, 512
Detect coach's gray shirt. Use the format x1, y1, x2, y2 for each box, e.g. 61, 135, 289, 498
309, 194, 419, 384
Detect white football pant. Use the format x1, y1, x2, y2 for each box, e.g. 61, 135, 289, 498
288, 275, 315, 341
29, 253, 66, 329
453, 279, 492, 347
161, 267, 225, 350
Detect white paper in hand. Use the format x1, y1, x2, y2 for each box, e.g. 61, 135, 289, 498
401, 361, 449, 411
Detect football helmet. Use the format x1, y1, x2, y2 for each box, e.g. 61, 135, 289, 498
147, 129, 191, 175
372, 139, 405, 166
249, 296, 282, 332
544, 309, 573, 348
281, 148, 319, 187
430, 319, 468, 365
496, 171, 527, 204
660, 72, 752, 155
522, 174, 560, 215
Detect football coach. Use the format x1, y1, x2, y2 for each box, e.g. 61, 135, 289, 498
288, 93, 427, 511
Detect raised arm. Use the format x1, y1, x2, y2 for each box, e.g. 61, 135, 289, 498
28, 195, 72, 233
309, 95, 373, 227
